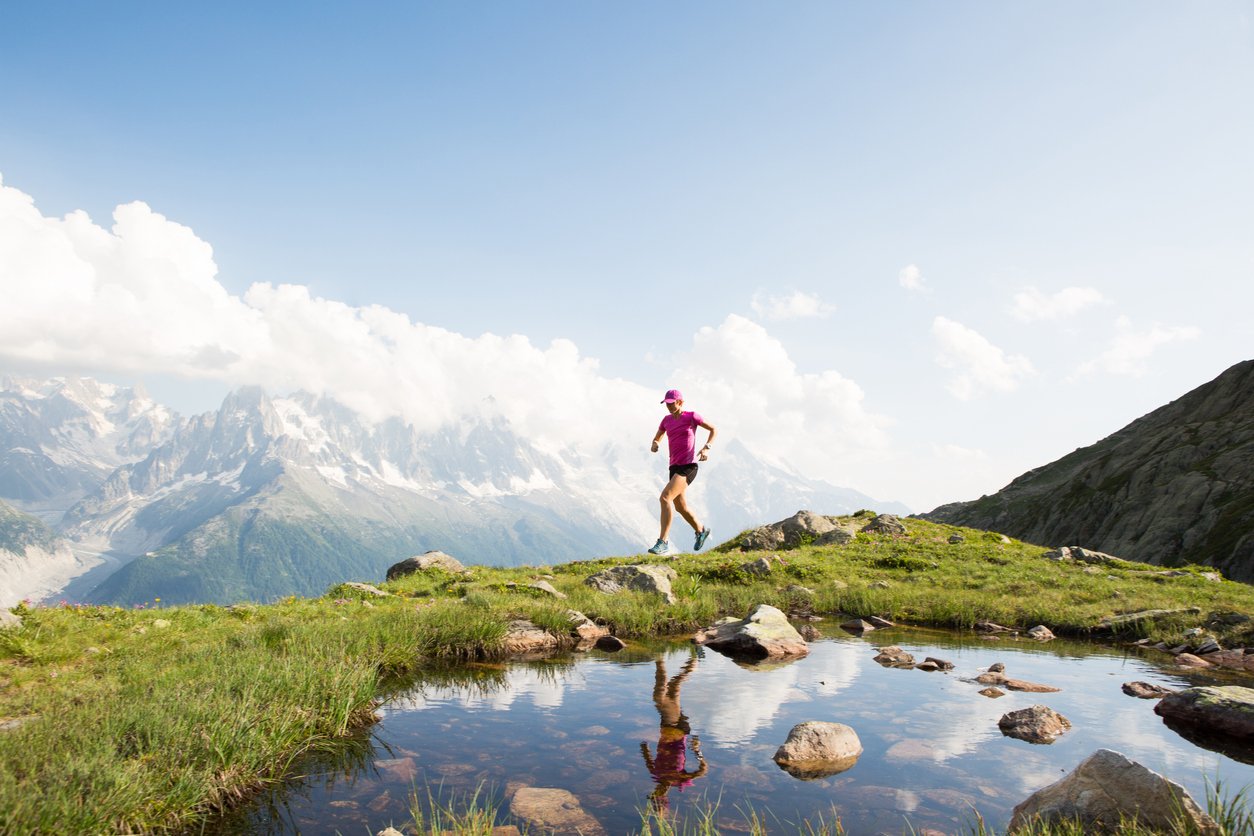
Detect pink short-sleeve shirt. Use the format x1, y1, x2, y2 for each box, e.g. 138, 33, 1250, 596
659, 411, 704, 466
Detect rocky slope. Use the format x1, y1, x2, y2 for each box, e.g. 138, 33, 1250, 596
0, 499, 84, 605
922, 360, 1254, 580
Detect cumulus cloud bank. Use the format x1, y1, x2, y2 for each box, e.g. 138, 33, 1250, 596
1010, 286, 1107, 322
1074, 316, 1201, 378
670, 314, 889, 473
0, 175, 889, 475
931, 316, 1034, 400
749, 290, 835, 321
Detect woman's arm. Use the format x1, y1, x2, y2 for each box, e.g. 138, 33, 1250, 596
697, 421, 716, 461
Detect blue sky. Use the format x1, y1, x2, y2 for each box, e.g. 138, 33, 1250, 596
2, 2, 1252, 510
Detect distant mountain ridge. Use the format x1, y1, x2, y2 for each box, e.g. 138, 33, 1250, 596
922, 360, 1254, 580
0, 374, 907, 606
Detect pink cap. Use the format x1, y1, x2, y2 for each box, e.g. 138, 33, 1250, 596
661, 389, 683, 403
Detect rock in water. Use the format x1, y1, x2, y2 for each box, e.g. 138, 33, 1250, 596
1122, 681, 1174, 699
501, 620, 560, 657
998, 705, 1071, 743
773, 721, 862, 780
1154, 685, 1254, 739
872, 646, 914, 667
509, 787, 606, 836
694, 604, 809, 661
1009, 749, 1219, 834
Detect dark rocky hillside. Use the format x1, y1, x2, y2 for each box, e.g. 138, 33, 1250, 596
922, 359, 1254, 580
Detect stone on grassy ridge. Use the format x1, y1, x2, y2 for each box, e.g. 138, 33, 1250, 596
386, 550, 467, 580
860, 514, 907, 535
341, 582, 388, 597
583, 565, 676, 604
735, 510, 857, 551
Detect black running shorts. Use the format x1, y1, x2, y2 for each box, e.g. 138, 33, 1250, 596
669, 463, 699, 485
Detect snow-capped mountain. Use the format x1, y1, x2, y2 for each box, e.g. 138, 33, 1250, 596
0, 375, 905, 606
0, 376, 177, 521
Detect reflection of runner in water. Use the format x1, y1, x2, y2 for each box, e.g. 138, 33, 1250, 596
640, 655, 708, 810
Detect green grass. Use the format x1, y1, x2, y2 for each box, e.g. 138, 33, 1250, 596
2, 517, 1254, 832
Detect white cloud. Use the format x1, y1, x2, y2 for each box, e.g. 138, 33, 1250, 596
1074, 315, 1201, 378
749, 290, 835, 321
931, 316, 1034, 400
931, 443, 987, 462
0, 176, 890, 485
899, 264, 927, 292
1010, 286, 1107, 322
0, 175, 652, 452
669, 314, 890, 474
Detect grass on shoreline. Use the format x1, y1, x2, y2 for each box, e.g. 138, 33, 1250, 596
2, 516, 1253, 833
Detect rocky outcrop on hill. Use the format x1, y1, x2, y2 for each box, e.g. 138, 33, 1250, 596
725, 510, 859, 551
922, 360, 1254, 580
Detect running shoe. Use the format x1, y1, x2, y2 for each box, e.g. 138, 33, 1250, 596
694, 527, 711, 551
648, 538, 670, 555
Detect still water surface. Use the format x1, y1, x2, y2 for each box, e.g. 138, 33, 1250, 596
230, 627, 1254, 834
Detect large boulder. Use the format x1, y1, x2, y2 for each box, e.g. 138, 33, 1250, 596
998, 705, 1071, 744
860, 514, 907, 535
1154, 685, 1254, 739
1009, 749, 1219, 834
773, 721, 862, 780
583, 565, 676, 604
736, 511, 855, 551
0, 610, 21, 630
780, 511, 837, 546
694, 604, 809, 661
509, 787, 606, 836
738, 525, 786, 551
386, 550, 467, 580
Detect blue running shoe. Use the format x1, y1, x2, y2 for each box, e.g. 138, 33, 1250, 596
648, 538, 670, 555
694, 527, 711, 551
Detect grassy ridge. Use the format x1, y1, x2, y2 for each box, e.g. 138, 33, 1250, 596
2, 517, 1253, 832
